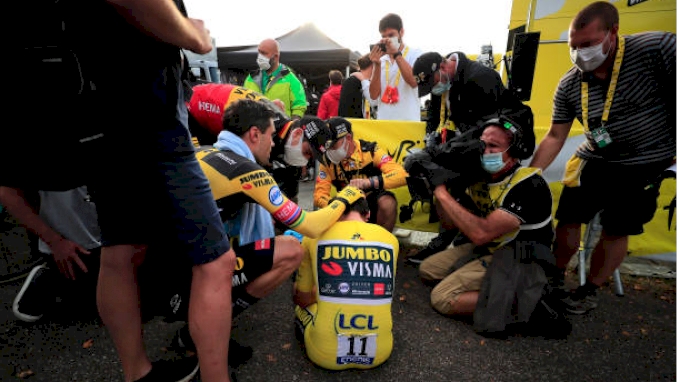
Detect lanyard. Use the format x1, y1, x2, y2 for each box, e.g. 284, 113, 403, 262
581, 35, 625, 132
439, 92, 449, 127
384, 46, 409, 87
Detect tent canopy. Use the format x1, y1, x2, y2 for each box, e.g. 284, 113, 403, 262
217, 23, 361, 82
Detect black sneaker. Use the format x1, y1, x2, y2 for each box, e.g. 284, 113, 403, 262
133, 357, 199, 382
172, 325, 253, 367
13, 264, 53, 322
562, 286, 598, 315
406, 230, 457, 265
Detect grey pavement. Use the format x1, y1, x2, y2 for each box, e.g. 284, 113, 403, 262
0, 181, 676, 381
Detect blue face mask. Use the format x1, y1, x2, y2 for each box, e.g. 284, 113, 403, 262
431, 70, 451, 96
481, 151, 507, 174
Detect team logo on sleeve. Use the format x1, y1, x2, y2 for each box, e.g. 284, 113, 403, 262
269, 186, 284, 206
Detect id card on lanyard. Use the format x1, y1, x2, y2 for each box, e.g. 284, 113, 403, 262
581, 35, 625, 149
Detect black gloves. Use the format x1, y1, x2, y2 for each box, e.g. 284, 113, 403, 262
406, 159, 460, 192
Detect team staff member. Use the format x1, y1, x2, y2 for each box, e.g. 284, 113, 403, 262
169, 99, 364, 351
530, 2, 676, 314
294, 197, 399, 370
244, 38, 307, 119
187, 83, 315, 203
313, 117, 408, 233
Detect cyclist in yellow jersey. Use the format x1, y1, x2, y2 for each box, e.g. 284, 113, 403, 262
294, 198, 399, 370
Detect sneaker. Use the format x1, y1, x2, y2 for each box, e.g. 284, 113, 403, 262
13, 264, 53, 322
405, 231, 457, 265
562, 287, 598, 315
172, 325, 253, 367
133, 357, 199, 382
300, 176, 312, 182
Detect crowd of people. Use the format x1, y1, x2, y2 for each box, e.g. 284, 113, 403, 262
4, 2, 675, 381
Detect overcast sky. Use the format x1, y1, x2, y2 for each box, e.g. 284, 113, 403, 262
183, 0, 515, 57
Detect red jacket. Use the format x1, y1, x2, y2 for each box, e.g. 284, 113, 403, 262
317, 84, 342, 119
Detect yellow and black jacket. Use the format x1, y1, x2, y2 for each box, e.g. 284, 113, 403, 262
314, 139, 407, 208
197, 147, 351, 239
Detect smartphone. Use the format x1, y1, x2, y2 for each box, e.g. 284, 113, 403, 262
370, 43, 386, 52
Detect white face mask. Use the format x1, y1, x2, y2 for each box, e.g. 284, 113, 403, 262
326, 138, 349, 164
570, 31, 610, 72
389, 36, 400, 50
283, 131, 309, 167
257, 53, 272, 71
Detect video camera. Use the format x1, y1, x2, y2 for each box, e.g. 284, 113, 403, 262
400, 128, 486, 222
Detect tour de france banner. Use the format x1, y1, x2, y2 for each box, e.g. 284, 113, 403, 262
343, 118, 437, 233
348, 119, 676, 259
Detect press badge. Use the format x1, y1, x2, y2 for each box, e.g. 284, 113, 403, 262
591, 126, 612, 148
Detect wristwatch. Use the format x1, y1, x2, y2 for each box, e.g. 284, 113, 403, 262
392, 51, 402, 59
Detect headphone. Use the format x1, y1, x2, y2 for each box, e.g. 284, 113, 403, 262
481, 113, 535, 160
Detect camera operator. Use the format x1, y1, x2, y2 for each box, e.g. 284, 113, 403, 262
409, 51, 528, 263
409, 112, 563, 335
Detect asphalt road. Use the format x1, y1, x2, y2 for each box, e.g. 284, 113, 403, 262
0, 182, 676, 382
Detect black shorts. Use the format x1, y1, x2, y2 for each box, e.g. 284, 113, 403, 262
231, 238, 276, 290
555, 159, 671, 236
89, 151, 230, 266
366, 190, 397, 224
147, 236, 276, 322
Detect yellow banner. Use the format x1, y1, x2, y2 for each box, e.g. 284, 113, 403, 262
347, 119, 439, 233
349, 119, 676, 258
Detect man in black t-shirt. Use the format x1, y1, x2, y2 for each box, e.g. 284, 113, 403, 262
337, 54, 374, 119
63, 1, 237, 381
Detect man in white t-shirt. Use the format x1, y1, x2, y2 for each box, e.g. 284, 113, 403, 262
369, 13, 423, 121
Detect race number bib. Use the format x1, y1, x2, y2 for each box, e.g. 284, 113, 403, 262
336, 333, 377, 365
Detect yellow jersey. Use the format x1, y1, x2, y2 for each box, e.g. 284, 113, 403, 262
295, 220, 399, 370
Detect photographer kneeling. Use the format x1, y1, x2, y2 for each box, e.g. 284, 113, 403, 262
409, 113, 568, 337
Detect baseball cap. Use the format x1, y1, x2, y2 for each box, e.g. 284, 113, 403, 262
325, 117, 353, 148
413, 52, 444, 97
297, 116, 331, 161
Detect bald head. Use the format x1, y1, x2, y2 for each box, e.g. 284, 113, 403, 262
257, 39, 280, 73
259, 39, 280, 54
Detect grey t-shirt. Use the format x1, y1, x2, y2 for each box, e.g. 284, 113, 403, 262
38, 187, 101, 254
552, 31, 676, 164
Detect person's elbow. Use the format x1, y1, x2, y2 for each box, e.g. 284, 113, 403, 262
466, 229, 493, 247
